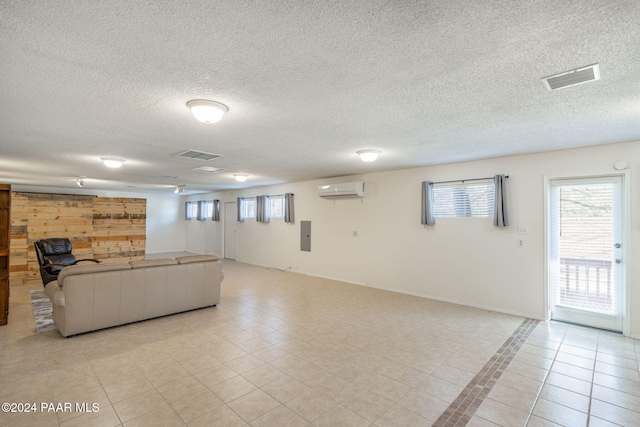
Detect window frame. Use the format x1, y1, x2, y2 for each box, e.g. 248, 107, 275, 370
432, 179, 495, 218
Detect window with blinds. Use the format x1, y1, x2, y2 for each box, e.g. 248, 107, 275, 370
241, 198, 256, 219
197, 201, 214, 221
432, 180, 494, 218
268, 195, 284, 219
185, 201, 198, 220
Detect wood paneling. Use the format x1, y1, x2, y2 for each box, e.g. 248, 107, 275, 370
92, 197, 146, 264
9, 193, 146, 285
0, 184, 10, 325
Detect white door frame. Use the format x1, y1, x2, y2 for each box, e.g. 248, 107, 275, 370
544, 170, 631, 335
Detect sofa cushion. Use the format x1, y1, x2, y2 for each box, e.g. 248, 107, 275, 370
176, 254, 220, 264
130, 258, 178, 268
57, 262, 131, 288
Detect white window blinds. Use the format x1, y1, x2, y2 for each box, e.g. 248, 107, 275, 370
432, 180, 494, 218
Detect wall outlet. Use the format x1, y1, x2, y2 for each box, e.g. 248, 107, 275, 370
517, 226, 527, 235
517, 239, 525, 247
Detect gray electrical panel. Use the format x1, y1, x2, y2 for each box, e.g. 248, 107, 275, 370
301, 221, 311, 252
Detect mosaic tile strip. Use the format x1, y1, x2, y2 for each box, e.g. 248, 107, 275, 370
433, 317, 540, 427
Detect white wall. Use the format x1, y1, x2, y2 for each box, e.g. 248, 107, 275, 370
184, 140, 640, 337
145, 195, 186, 253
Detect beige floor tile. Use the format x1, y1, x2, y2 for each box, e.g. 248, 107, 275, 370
170, 390, 224, 423
208, 373, 257, 403
487, 383, 537, 413
593, 372, 640, 397
227, 389, 280, 422
193, 364, 238, 388
157, 376, 207, 403
343, 389, 393, 422
539, 384, 590, 413
532, 398, 588, 426
368, 375, 413, 402
526, 415, 563, 426
103, 375, 154, 403
506, 360, 549, 382
123, 405, 184, 427
335, 361, 380, 386
113, 389, 170, 423
467, 415, 501, 426
544, 371, 592, 396
593, 382, 640, 410
313, 405, 370, 427
476, 398, 530, 427
595, 360, 640, 382
262, 375, 312, 403
58, 404, 121, 427
249, 405, 308, 427
187, 404, 246, 427
397, 388, 449, 422
285, 389, 337, 422
224, 353, 265, 374
550, 360, 593, 382
495, 371, 543, 396
373, 404, 432, 427
431, 364, 477, 388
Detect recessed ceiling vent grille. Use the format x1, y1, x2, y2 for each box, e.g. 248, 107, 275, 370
175, 149, 223, 161
542, 64, 600, 91
192, 166, 225, 173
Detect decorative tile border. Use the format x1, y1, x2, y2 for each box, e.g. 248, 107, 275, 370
433, 318, 540, 426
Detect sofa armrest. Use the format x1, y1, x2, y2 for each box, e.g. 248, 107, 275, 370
44, 281, 66, 307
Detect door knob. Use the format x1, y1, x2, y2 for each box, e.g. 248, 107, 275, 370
615, 259, 622, 264
614, 243, 621, 248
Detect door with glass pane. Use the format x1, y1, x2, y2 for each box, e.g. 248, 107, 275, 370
549, 176, 624, 331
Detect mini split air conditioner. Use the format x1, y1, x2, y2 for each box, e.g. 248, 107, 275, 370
318, 181, 365, 198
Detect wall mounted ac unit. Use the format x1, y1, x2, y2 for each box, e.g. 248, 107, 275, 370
318, 181, 365, 198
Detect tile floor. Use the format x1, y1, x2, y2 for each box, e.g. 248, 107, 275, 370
1, 260, 639, 426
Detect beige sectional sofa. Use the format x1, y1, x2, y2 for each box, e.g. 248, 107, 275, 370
44, 254, 223, 337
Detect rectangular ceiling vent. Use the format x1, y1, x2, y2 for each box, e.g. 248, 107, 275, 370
542, 64, 600, 91
192, 166, 225, 173
175, 149, 223, 161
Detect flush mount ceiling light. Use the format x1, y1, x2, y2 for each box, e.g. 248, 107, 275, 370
174, 185, 185, 194
357, 149, 381, 162
101, 157, 125, 168
186, 99, 229, 124
233, 174, 249, 182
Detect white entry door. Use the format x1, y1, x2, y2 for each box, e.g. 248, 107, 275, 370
224, 202, 236, 260
548, 176, 625, 331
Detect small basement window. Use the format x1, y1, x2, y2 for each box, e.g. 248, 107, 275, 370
433, 180, 494, 218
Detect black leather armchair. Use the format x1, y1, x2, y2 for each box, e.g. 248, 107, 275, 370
34, 238, 100, 286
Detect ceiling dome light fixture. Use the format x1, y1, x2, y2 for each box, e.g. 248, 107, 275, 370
101, 157, 125, 168
357, 149, 381, 162
174, 185, 185, 194
187, 99, 229, 124
76, 177, 85, 187
233, 174, 249, 182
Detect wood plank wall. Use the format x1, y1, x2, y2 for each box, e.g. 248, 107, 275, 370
9, 193, 146, 285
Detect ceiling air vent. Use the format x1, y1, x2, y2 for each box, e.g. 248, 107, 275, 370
175, 149, 223, 161
192, 166, 225, 173
542, 64, 600, 91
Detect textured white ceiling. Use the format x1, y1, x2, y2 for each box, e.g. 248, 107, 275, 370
1, 0, 639, 194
